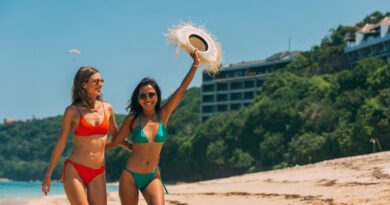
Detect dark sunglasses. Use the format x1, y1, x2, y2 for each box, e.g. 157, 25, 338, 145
138, 92, 156, 100
87, 78, 104, 85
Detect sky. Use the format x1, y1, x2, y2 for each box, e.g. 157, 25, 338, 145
0, 0, 388, 121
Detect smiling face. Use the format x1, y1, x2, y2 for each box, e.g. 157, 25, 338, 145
82, 73, 104, 98
138, 84, 158, 112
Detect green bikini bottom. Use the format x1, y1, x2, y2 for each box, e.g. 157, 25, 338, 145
125, 168, 168, 194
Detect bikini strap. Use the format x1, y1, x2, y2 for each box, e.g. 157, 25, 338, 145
131, 115, 142, 132
158, 166, 169, 194
101, 101, 106, 115
157, 113, 161, 121
128, 114, 137, 133
157, 113, 165, 127
101, 101, 109, 121
75, 106, 83, 118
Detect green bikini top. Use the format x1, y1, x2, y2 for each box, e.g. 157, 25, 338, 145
131, 115, 168, 143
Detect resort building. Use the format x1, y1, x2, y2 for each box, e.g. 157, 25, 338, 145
344, 17, 390, 64
200, 50, 301, 121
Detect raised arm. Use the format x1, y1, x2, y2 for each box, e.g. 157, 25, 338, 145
160, 50, 200, 122
105, 114, 133, 151
105, 103, 132, 152
41, 106, 74, 195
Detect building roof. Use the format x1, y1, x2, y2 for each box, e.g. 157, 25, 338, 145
358, 24, 376, 33
4, 118, 15, 124
355, 17, 390, 34
222, 51, 301, 71
379, 16, 390, 25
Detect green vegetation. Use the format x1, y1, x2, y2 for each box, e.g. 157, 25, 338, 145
1, 11, 389, 182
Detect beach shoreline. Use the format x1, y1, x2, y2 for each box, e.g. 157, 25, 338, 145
3, 151, 390, 205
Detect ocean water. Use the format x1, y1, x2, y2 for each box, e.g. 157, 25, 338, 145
0, 181, 118, 197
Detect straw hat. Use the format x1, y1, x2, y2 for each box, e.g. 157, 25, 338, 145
166, 23, 222, 74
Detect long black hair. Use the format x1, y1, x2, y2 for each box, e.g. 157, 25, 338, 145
126, 77, 162, 118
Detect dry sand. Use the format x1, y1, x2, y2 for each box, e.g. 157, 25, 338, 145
11, 151, 390, 205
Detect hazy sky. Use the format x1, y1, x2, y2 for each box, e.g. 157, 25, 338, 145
0, 0, 388, 120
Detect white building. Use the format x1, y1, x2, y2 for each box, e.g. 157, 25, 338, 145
345, 17, 390, 64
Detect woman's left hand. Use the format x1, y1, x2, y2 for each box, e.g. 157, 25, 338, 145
119, 139, 133, 153
190, 49, 201, 66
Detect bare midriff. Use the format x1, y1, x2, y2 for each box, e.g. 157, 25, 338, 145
126, 143, 163, 173
68, 134, 107, 168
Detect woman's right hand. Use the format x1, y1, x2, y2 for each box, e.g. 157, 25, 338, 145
190, 49, 201, 65
41, 177, 51, 195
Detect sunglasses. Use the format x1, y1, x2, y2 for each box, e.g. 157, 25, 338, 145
87, 78, 105, 85
138, 92, 157, 100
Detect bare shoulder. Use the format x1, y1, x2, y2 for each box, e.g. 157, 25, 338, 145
62, 105, 78, 123
124, 114, 137, 130
124, 114, 136, 124
101, 101, 112, 112
101, 101, 115, 116
64, 105, 78, 116
102, 101, 112, 109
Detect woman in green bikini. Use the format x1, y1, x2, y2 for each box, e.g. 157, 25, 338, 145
106, 50, 200, 204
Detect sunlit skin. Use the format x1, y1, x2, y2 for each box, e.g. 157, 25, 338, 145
128, 85, 163, 173
70, 73, 107, 168
138, 85, 158, 113
41, 71, 129, 205
106, 50, 201, 205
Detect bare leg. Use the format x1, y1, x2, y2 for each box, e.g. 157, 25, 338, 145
63, 163, 89, 205
119, 170, 139, 205
87, 171, 107, 205
141, 171, 165, 205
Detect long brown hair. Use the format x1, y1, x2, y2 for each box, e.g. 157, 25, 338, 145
71, 66, 102, 107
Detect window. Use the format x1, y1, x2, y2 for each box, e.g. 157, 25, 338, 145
217, 83, 228, 91
202, 105, 215, 113
244, 91, 254, 99
217, 104, 228, 112
244, 80, 254, 88
230, 82, 243, 90
360, 48, 371, 57
374, 43, 385, 53
202, 95, 214, 102
217, 94, 228, 101
230, 93, 242, 100
202, 84, 214, 92
385, 42, 390, 50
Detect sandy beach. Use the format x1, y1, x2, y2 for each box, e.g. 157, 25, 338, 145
7, 151, 390, 205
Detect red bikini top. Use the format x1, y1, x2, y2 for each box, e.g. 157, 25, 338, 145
73, 103, 109, 136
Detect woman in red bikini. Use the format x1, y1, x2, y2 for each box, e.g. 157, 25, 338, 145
41, 67, 130, 205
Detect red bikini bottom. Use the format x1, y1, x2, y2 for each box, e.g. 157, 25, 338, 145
61, 159, 105, 185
